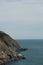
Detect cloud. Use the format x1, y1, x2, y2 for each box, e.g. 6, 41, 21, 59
0, 0, 43, 22
0, 0, 21, 2
0, 0, 43, 39
0, 0, 43, 4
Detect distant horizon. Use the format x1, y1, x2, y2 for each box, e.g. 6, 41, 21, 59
0, 0, 43, 39
15, 38, 43, 40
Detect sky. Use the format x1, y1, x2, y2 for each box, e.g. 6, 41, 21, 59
0, 0, 43, 39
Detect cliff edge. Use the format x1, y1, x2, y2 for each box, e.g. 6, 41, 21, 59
0, 31, 27, 65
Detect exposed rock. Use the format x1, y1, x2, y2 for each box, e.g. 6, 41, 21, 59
0, 31, 27, 65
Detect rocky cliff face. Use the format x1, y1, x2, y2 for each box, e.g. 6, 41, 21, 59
0, 31, 27, 65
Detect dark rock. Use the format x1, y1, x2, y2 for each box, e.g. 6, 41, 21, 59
0, 31, 27, 65
18, 48, 28, 52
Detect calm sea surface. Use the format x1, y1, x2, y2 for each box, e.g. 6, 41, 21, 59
6, 39, 43, 65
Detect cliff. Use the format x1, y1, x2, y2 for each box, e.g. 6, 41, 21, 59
0, 31, 27, 65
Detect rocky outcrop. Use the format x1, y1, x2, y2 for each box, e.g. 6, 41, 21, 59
0, 31, 28, 65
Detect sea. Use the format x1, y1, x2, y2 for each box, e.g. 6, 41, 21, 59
5, 39, 43, 65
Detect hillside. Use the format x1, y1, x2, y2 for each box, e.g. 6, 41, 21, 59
0, 31, 27, 65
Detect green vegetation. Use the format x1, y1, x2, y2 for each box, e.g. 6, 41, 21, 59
3, 40, 9, 46
0, 31, 9, 46
0, 32, 4, 38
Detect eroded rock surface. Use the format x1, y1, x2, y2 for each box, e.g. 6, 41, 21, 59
0, 31, 27, 65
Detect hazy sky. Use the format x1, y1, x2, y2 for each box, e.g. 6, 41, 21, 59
0, 0, 43, 39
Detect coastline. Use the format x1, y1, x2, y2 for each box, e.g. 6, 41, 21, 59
0, 31, 27, 65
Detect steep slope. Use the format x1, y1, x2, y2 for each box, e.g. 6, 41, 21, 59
0, 31, 21, 49
0, 31, 27, 65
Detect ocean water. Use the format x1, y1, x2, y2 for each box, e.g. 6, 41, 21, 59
6, 39, 43, 65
